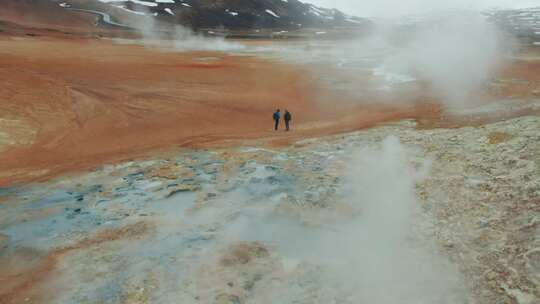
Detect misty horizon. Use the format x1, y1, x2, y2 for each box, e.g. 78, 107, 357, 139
307, 0, 540, 18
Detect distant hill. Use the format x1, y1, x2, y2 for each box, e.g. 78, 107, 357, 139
485, 6, 540, 47
65, 0, 369, 30
0, 0, 95, 29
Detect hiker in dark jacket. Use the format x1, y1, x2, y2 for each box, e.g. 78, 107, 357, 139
284, 110, 292, 131
273, 109, 281, 131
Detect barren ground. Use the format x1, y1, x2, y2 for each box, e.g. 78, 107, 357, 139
1, 116, 538, 304
0, 4, 540, 304
1, 36, 539, 186
0, 36, 434, 186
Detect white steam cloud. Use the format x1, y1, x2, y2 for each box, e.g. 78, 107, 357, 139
288, 0, 519, 109
224, 137, 466, 302
329, 136, 464, 302
366, 12, 511, 107
302, 10, 514, 109
122, 11, 244, 52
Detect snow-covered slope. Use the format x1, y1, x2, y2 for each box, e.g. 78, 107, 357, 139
63, 0, 369, 29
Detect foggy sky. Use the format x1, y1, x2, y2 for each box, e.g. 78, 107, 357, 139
307, 0, 540, 17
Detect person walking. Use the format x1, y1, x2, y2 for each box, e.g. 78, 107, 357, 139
273, 109, 281, 131
284, 110, 292, 131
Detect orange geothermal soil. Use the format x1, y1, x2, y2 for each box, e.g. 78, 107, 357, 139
0, 35, 538, 186
0, 0, 539, 185
0, 37, 430, 186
